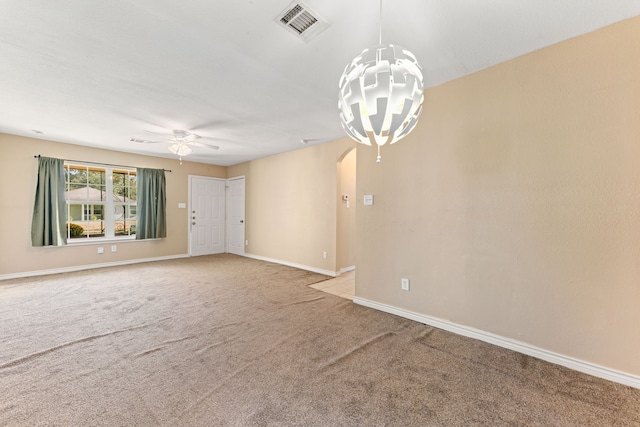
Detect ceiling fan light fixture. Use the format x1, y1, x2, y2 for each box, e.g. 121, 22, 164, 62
131, 129, 218, 163
168, 142, 192, 157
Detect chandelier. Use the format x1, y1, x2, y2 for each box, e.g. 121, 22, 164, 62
338, 1, 424, 163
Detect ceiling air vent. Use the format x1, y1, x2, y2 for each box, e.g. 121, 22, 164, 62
275, 2, 329, 42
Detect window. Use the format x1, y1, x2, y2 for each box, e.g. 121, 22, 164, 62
64, 163, 137, 240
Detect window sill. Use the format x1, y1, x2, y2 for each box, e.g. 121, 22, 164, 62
66, 236, 139, 246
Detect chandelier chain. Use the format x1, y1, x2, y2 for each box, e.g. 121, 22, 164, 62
379, 0, 383, 45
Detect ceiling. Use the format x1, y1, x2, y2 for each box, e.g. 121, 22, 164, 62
1, 1, 639, 166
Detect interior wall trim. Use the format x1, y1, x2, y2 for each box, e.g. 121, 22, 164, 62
353, 297, 640, 390
339, 265, 356, 274
242, 253, 337, 277
0, 254, 190, 281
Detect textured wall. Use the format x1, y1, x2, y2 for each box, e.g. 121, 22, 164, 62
0, 134, 226, 276
228, 138, 355, 273
355, 17, 640, 375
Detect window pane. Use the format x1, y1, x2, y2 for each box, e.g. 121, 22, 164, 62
67, 204, 83, 222
113, 204, 128, 236
84, 204, 103, 220
67, 184, 88, 200
113, 204, 124, 221
114, 204, 136, 236
88, 169, 105, 204
113, 171, 126, 201
128, 204, 137, 235
67, 221, 87, 239
84, 205, 104, 237
68, 183, 88, 191
112, 171, 125, 186
128, 174, 137, 202
86, 186, 106, 202
67, 167, 88, 185
88, 169, 105, 186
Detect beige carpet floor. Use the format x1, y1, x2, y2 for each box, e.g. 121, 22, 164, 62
1, 254, 638, 426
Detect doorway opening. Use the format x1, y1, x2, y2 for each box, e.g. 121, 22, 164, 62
336, 147, 356, 273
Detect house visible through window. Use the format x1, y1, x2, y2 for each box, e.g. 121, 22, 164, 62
65, 163, 137, 240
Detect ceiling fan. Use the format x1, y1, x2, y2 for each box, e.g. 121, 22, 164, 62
130, 129, 220, 160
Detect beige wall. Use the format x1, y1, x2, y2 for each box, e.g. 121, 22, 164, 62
356, 16, 640, 376
0, 134, 226, 276
228, 138, 355, 273
337, 148, 356, 271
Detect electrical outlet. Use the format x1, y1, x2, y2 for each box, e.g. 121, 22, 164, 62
401, 278, 410, 291
245, 240, 249, 246
322, 251, 327, 259
111, 245, 117, 252
97, 247, 104, 254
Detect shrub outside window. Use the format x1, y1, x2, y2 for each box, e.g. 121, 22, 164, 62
64, 163, 137, 240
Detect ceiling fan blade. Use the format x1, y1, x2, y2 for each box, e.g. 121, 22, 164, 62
300, 136, 341, 145
190, 141, 220, 150
171, 129, 199, 139
130, 138, 166, 144
183, 133, 201, 142
189, 119, 236, 131
144, 130, 173, 138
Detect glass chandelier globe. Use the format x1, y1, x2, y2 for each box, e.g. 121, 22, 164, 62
338, 43, 424, 163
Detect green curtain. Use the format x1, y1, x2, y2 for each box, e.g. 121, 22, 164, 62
31, 157, 67, 246
136, 168, 167, 239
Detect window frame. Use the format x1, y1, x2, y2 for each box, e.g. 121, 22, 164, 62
64, 162, 137, 243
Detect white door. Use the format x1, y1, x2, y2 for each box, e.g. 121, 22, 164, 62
189, 176, 225, 256
226, 176, 245, 255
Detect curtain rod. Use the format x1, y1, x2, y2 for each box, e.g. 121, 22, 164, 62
34, 155, 172, 172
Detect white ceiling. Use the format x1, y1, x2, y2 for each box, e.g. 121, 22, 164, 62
2, 1, 639, 166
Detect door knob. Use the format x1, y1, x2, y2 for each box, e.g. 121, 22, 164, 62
240, 220, 244, 223
192, 222, 196, 225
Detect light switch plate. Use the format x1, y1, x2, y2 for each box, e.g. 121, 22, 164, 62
363, 195, 374, 206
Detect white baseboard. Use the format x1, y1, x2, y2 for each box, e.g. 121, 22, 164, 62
242, 253, 337, 277
339, 265, 356, 274
0, 254, 190, 281
353, 297, 640, 390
